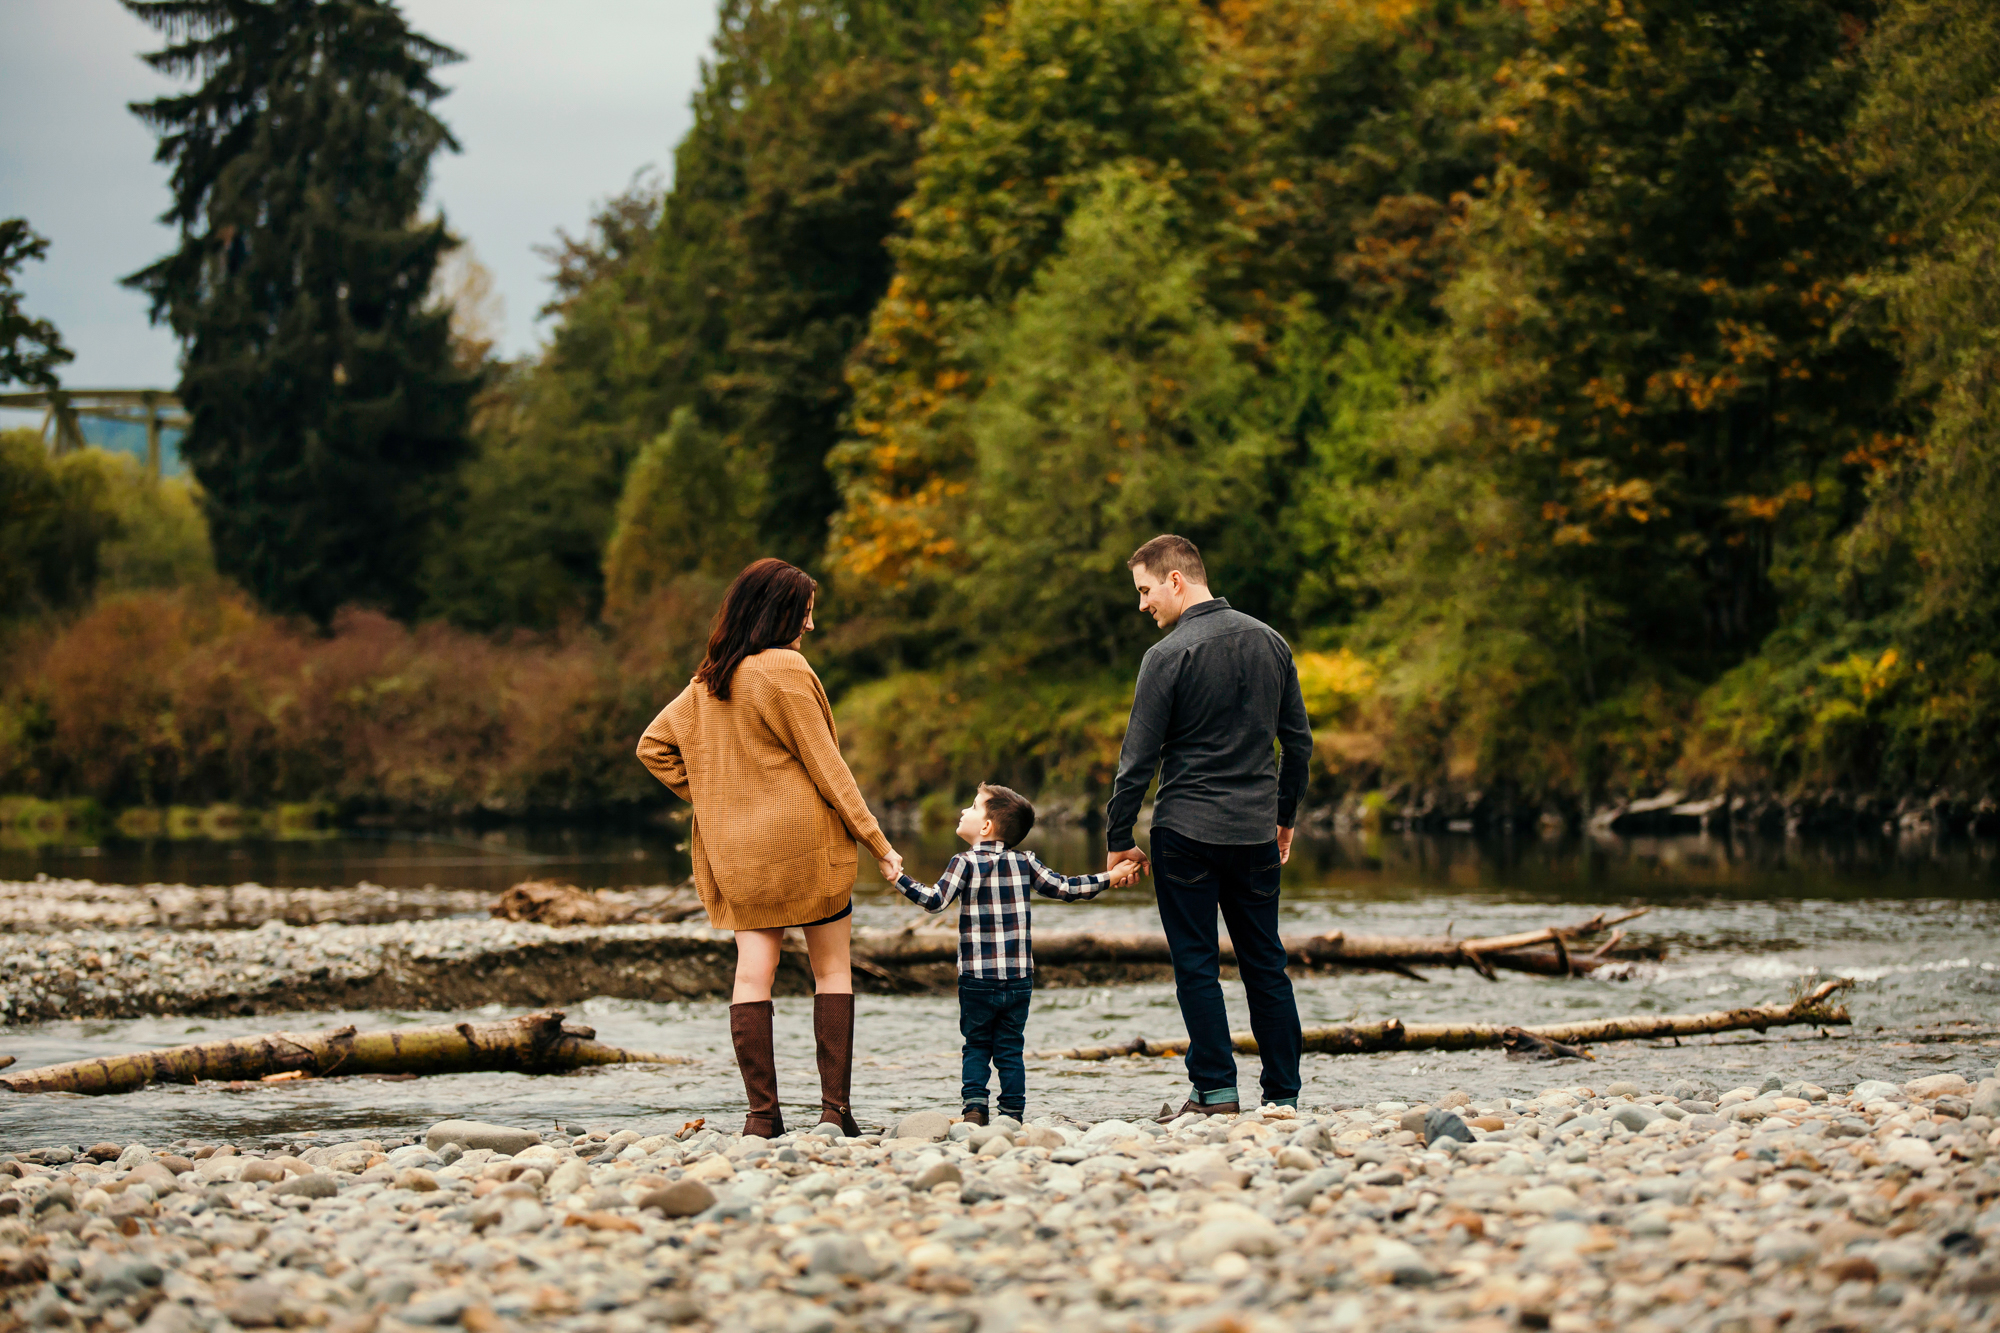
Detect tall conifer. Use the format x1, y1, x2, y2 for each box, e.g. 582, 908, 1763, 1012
122, 0, 474, 622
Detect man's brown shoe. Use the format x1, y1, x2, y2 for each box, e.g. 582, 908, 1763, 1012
1158, 1097, 1241, 1123
961, 1107, 987, 1127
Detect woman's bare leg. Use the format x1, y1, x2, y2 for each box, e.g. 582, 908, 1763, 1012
801, 917, 853, 994
732, 928, 784, 1003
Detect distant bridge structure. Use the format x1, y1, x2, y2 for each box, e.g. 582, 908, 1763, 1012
0, 388, 189, 476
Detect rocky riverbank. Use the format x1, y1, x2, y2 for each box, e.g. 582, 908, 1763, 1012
0, 879, 703, 933
0, 917, 738, 1025
5, 1073, 1998, 1333
11, 894, 1662, 1025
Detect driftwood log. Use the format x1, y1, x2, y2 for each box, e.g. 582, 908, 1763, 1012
1041, 979, 1854, 1060
492, 881, 705, 926
0, 1010, 687, 1096
855, 908, 1652, 981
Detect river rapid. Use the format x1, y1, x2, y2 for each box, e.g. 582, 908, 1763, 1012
1, 827, 1996, 1152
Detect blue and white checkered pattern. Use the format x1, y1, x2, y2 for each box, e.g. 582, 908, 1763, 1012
894, 840, 1110, 980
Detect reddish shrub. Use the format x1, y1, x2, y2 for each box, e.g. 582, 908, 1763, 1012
0, 585, 724, 815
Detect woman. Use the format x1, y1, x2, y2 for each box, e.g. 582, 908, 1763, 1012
636, 557, 902, 1137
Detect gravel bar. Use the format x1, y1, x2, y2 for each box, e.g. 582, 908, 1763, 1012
0, 918, 737, 1025
4, 1073, 1999, 1333
0, 879, 698, 933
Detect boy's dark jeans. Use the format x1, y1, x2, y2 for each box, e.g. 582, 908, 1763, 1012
1150, 824, 1302, 1106
958, 974, 1032, 1115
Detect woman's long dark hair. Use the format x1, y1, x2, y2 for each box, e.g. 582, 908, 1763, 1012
694, 558, 818, 700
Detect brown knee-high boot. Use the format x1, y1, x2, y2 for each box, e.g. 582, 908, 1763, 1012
730, 1000, 784, 1138
813, 992, 860, 1136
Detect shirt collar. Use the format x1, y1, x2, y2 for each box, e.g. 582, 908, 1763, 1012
972, 839, 1006, 852
1172, 597, 1230, 628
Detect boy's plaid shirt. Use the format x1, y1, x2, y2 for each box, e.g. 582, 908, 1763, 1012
894, 840, 1111, 980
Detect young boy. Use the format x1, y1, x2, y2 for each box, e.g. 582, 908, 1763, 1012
894, 783, 1140, 1125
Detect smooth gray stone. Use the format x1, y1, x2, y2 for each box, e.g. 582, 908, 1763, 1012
1752, 1231, 1818, 1267
424, 1121, 541, 1155
221, 1281, 285, 1328
1611, 1104, 1661, 1132
1288, 1123, 1332, 1153
1970, 1079, 2000, 1120
1373, 1239, 1434, 1286
1521, 1221, 1590, 1264
806, 1235, 878, 1279
892, 1111, 952, 1142
273, 1174, 338, 1200
1872, 1242, 1938, 1279
83, 1258, 164, 1297
399, 1291, 473, 1326
1280, 1165, 1346, 1209
1423, 1110, 1473, 1146
912, 1161, 962, 1190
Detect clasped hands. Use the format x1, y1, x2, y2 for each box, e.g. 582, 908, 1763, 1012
1105, 825, 1295, 880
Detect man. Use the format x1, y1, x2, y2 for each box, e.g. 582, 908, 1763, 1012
1106, 534, 1312, 1120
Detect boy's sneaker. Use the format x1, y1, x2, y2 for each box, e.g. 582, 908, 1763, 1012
1158, 1097, 1240, 1123
961, 1106, 988, 1126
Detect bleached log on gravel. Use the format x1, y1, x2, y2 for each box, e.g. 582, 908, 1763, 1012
1041, 979, 1854, 1061
858, 908, 1652, 979
0, 1010, 687, 1095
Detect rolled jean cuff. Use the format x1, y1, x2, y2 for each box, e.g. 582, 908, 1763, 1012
1196, 1086, 1240, 1106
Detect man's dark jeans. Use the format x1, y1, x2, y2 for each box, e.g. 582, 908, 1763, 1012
1150, 824, 1301, 1106
958, 974, 1032, 1116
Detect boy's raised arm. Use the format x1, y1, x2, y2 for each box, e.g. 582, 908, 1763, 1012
1026, 853, 1112, 902
895, 853, 972, 913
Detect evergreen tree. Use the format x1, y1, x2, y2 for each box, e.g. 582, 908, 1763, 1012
122, 0, 475, 623
0, 220, 74, 390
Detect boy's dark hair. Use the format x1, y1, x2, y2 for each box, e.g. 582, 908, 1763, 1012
977, 782, 1036, 847
1127, 533, 1208, 587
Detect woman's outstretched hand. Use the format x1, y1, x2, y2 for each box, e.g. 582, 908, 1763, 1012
877, 847, 904, 881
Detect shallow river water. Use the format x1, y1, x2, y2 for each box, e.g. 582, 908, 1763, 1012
2, 826, 1997, 1151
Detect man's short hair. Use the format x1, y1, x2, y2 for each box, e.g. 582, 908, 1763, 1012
1127, 534, 1208, 587
977, 782, 1036, 848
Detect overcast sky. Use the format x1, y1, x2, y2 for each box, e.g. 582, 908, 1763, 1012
0, 0, 716, 403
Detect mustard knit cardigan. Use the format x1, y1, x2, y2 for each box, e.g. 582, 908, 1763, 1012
636, 648, 892, 930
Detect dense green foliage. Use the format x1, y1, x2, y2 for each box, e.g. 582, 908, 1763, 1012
122, 0, 475, 623
0, 433, 214, 623
423, 0, 986, 631
0, 220, 73, 390
8, 0, 2000, 818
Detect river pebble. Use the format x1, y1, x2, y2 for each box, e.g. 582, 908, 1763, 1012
5, 1075, 1998, 1333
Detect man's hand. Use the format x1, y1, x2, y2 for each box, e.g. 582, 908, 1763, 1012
1108, 847, 1150, 880
1108, 860, 1141, 888
877, 847, 904, 881
1276, 826, 1294, 866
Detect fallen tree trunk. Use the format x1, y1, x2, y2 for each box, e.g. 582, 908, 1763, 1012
1041, 979, 1853, 1060
858, 908, 1652, 980
0, 1010, 688, 1096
